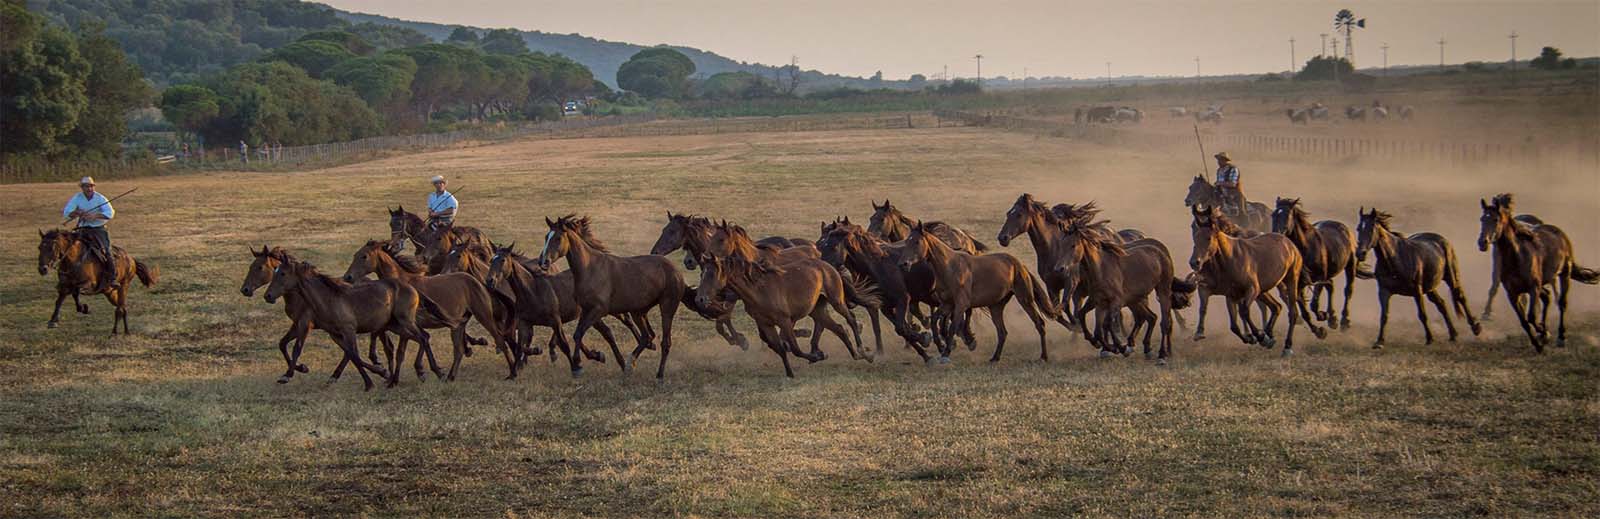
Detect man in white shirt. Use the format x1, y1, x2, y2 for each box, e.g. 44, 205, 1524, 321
62, 176, 117, 292
426, 175, 458, 230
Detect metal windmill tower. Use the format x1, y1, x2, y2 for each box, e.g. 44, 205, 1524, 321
1334, 9, 1365, 66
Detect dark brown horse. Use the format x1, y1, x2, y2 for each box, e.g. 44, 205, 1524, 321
341, 240, 516, 383
1354, 208, 1481, 348
1053, 219, 1193, 362
698, 255, 874, 376
709, 220, 878, 350
1272, 198, 1359, 330
37, 229, 158, 334
1184, 176, 1270, 233
484, 242, 652, 373
868, 199, 988, 254
1190, 205, 1323, 355
242, 246, 392, 383
1478, 193, 1548, 321
1476, 195, 1599, 351
651, 212, 813, 270
538, 215, 686, 378
817, 218, 943, 360
263, 259, 431, 390
898, 221, 1059, 362
387, 206, 490, 274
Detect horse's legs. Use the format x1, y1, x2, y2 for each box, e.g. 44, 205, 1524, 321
1425, 290, 1459, 342
1192, 288, 1211, 341
1556, 276, 1570, 347
1291, 282, 1327, 341
656, 296, 679, 379
1507, 289, 1541, 352
1409, 285, 1435, 345
1236, 290, 1265, 347
756, 322, 794, 377
1536, 286, 1552, 342
982, 303, 1011, 363
446, 325, 470, 382
810, 304, 857, 361
569, 309, 601, 376
1130, 300, 1157, 359
388, 336, 410, 388
591, 320, 629, 372
1279, 283, 1299, 354
73, 291, 89, 314
1224, 296, 1251, 345
1374, 288, 1392, 348
1012, 291, 1049, 362
863, 304, 883, 359
1341, 264, 1356, 330
48, 288, 69, 328
333, 329, 375, 391
891, 301, 934, 362
1482, 255, 1501, 321
826, 292, 869, 362
1256, 292, 1282, 345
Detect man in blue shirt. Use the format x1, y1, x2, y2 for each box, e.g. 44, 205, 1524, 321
426, 175, 458, 230
62, 176, 118, 292
1214, 152, 1244, 215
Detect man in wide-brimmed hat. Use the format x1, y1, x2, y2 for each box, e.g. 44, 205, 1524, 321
62, 176, 118, 292
425, 175, 458, 230
1214, 152, 1244, 215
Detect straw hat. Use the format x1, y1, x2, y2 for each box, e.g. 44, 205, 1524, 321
79, 176, 96, 186
1213, 152, 1232, 163
430, 175, 445, 184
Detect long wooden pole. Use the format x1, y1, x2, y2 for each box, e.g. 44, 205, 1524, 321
1193, 125, 1211, 182
61, 187, 137, 226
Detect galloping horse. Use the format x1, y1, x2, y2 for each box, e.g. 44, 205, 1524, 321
709, 220, 879, 351
651, 212, 813, 270
867, 199, 988, 253
1053, 218, 1193, 361
538, 215, 686, 378
898, 221, 1060, 363
817, 218, 941, 360
1355, 208, 1481, 348
483, 242, 651, 372
1184, 176, 1271, 233
341, 240, 517, 382
243, 246, 390, 384
698, 255, 874, 376
1272, 198, 1359, 330
387, 206, 490, 274
1476, 195, 1599, 351
37, 229, 158, 334
263, 260, 431, 391
1477, 194, 1548, 321
1189, 205, 1323, 355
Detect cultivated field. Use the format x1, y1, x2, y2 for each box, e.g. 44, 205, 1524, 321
3, 108, 1598, 516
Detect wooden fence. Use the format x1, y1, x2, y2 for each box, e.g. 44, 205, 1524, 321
561, 113, 923, 139
934, 110, 1598, 169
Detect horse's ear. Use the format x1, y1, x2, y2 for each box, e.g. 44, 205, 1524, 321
843, 215, 851, 224
1480, 198, 1490, 210
1293, 197, 1301, 205
871, 200, 881, 210
545, 216, 554, 227
39, 229, 45, 238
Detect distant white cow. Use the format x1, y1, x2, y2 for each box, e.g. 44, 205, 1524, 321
1168, 107, 1188, 118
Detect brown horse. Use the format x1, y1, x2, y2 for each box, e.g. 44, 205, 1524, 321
698, 255, 874, 376
897, 221, 1059, 362
1184, 176, 1271, 233
484, 242, 653, 373
341, 240, 517, 383
817, 217, 945, 359
709, 220, 878, 349
37, 229, 158, 334
651, 212, 813, 270
538, 215, 686, 378
868, 199, 988, 254
387, 206, 490, 274
1272, 198, 1359, 330
241, 246, 393, 383
1476, 195, 1599, 351
1053, 219, 1193, 362
1478, 193, 1548, 321
1354, 208, 1481, 348
263, 259, 432, 390
1190, 205, 1324, 355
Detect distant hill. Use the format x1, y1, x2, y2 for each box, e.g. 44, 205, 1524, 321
332, 9, 905, 91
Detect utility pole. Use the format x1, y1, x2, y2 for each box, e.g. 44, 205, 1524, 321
1438, 38, 1447, 71
942, 64, 948, 81
1194, 56, 1201, 77
1380, 43, 1389, 76
1105, 61, 1111, 79
1290, 37, 1297, 74
973, 54, 983, 88
1508, 31, 1519, 76
1023, 67, 1028, 90
1320, 33, 1328, 56
1331, 37, 1339, 59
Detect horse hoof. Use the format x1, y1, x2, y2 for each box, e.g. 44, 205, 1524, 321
1556, 338, 1567, 348
296, 364, 309, 373
735, 336, 751, 351
325, 377, 340, 385
527, 347, 544, 356
1259, 337, 1276, 348
939, 356, 951, 365
1470, 323, 1483, 336
924, 357, 940, 366
1144, 352, 1154, 361
46, 321, 58, 329
1340, 320, 1351, 331
1313, 327, 1328, 340
1156, 358, 1169, 366
1191, 333, 1205, 341
1281, 348, 1294, 358
277, 375, 291, 384
1480, 313, 1493, 322
1371, 342, 1384, 350
1098, 350, 1114, 358
571, 367, 584, 378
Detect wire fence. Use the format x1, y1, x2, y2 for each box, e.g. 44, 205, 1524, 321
558, 112, 925, 139
934, 109, 1599, 170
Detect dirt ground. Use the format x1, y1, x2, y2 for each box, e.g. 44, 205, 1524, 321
2, 113, 1597, 516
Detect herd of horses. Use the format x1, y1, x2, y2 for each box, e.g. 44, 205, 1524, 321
34, 183, 1598, 390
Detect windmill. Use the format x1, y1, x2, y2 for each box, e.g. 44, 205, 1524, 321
1334, 9, 1365, 66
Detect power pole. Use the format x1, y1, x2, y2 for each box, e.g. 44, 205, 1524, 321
1320, 33, 1328, 56
1105, 61, 1111, 79
1023, 67, 1028, 90
1508, 31, 1519, 76
942, 64, 948, 81
1438, 38, 1447, 71
1380, 43, 1389, 76
1289, 37, 1297, 74
1331, 37, 1339, 59
973, 54, 983, 88
1194, 56, 1201, 77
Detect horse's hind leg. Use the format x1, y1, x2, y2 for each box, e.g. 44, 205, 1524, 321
985, 303, 1010, 363
1255, 293, 1281, 346
592, 320, 630, 372
1507, 290, 1542, 352
1536, 286, 1552, 342
48, 289, 69, 328
73, 291, 89, 315
1556, 276, 1570, 347
1341, 265, 1356, 330
655, 296, 679, 379
1423, 289, 1458, 341
1411, 289, 1435, 345
810, 305, 858, 361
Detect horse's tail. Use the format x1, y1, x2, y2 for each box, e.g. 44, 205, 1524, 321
133, 259, 159, 287
1020, 266, 1062, 320
968, 233, 990, 253
843, 272, 882, 309
1440, 245, 1470, 318
464, 279, 507, 342
1170, 276, 1197, 310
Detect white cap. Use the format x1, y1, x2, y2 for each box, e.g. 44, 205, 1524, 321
80, 176, 96, 186
430, 175, 445, 184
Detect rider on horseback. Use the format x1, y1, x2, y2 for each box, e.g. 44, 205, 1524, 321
1214, 152, 1244, 216
62, 176, 117, 293
426, 175, 458, 231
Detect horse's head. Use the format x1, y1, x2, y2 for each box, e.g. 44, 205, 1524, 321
242, 245, 287, 296
1184, 175, 1214, 208
342, 240, 394, 283
388, 206, 419, 251
868, 199, 905, 240
37, 229, 74, 275
440, 242, 478, 275
816, 217, 861, 267
897, 220, 935, 272
998, 194, 1044, 247
695, 255, 733, 309
651, 212, 691, 256
539, 215, 601, 269
1053, 219, 1122, 289
1478, 195, 1516, 252
1271, 197, 1301, 234
486, 241, 519, 291
706, 220, 755, 261
263, 258, 308, 304
1188, 205, 1224, 271
1354, 207, 1391, 263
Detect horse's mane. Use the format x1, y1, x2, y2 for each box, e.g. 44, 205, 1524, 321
298, 262, 352, 294
1491, 193, 1515, 210
1279, 199, 1315, 235
834, 222, 888, 258
1212, 212, 1252, 237
1049, 201, 1100, 232
724, 254, 784, 282
1064, 218, 1126, 256
267, 246, 299, 264
365, 240, 428, 274
553, 214, 610, 253
909, 223, 955, 263
391, 207, 423, 226
1488, 195, 1537, 240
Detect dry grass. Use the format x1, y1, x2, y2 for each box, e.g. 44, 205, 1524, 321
2, 113, 1598, 517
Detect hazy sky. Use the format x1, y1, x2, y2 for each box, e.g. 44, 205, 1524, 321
322, 0, 1600, 79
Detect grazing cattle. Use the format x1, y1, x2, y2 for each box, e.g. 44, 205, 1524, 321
1345, 106, 1366, 122
1194, 107, 1223, 124
1084, 106, 1117, 123
1168, 107, 1188, 118
1286, 108, 1310, 124
1113, 107, 1143, 123
1397, 105, 1415, 120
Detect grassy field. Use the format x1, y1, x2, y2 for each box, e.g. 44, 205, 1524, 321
2, 118, 1598, 516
